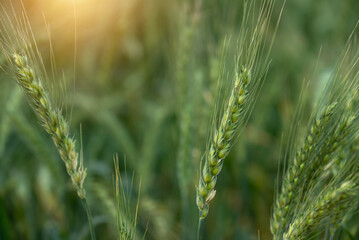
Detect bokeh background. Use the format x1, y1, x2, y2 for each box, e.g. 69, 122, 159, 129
1, 0, 359, 239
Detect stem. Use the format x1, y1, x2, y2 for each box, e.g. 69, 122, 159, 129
197, 218, 205, 240
324, 227, 330, 240
81, 198, 96, 240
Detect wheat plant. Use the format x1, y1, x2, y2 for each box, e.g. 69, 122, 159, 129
0, 4, 96, 240
271, 30, 359, 240
197, 66, 251, 220
196, 0, 282, 225
114, 154, 142, 240
12, 53, 88, 199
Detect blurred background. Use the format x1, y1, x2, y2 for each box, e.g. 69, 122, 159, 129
0, 0, 359, 239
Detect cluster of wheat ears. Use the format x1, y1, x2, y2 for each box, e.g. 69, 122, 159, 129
1, 0, 359, 239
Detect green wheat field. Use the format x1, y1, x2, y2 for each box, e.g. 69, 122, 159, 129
1, 0, 359, 239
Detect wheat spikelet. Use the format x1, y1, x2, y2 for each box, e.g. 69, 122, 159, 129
283, 180, 358, 240
307, 113, 355, 180
196, 0, 283, 222
12, 53, 87, 199
272, 25, 359, 239
197, 66, 251, 219
271, 102, 338, 237
272, 104, 355, 235
0, 5, 96, 236
272, 83, 359, 239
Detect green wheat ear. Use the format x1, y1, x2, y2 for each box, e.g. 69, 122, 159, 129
196, 66, 251, 219
12, 52, 96, 240
195, 0, 283, 222
271, 25, 359, 239
12, 52, 87, 199
271, 102, 337, 237
283, 180, 358, 240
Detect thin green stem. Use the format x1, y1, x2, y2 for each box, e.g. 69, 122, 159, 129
197, 218, 205, 240
81, 198, 96, 240
324, 227, 330, 240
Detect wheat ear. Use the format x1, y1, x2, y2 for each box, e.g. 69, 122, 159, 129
12, 53, 87, 199
196, 66, 251, 219
283, 180, 358, 240
271, 103, 337, 238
